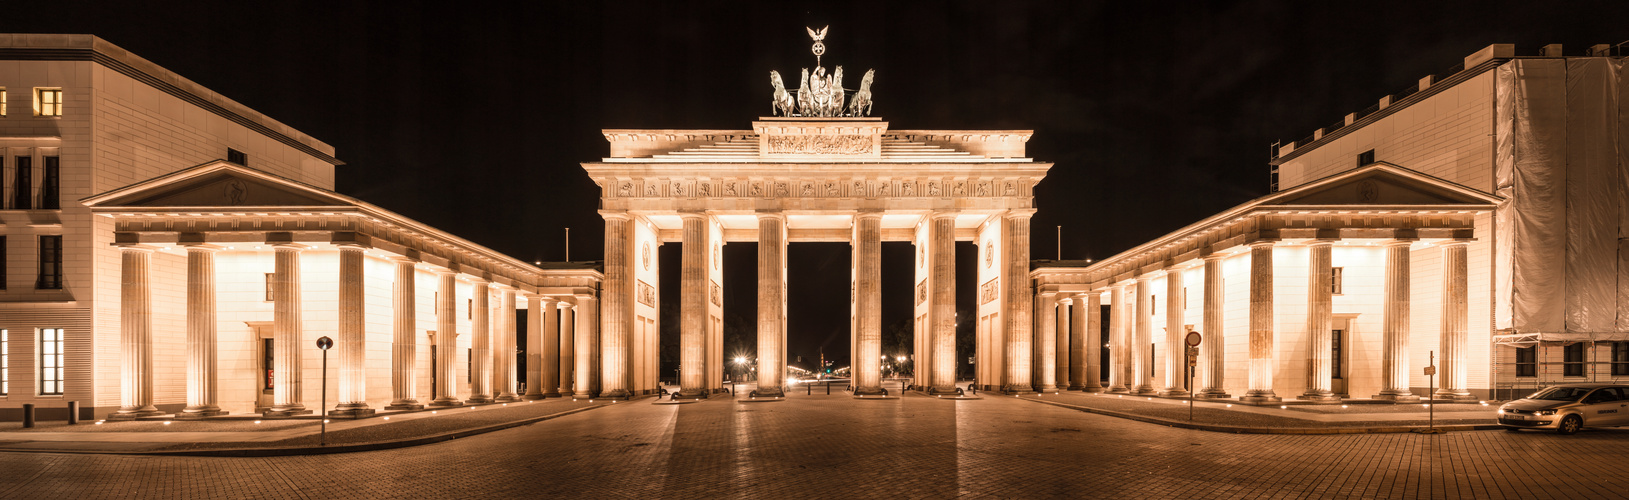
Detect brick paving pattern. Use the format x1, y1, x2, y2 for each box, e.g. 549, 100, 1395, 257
2, 394, 1625, 499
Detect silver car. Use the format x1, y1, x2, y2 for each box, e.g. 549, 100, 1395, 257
1498, 383, 1629, 435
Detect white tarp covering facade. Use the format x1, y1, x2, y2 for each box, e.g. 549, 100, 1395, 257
1494, 58, 1629, 337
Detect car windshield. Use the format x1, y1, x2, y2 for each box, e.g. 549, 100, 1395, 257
1528, 387, 1594, 401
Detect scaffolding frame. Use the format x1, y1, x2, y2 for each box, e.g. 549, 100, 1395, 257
1491, 331, 1629, 400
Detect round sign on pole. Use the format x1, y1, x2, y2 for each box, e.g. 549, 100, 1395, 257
316, 336, 333, 350
1184, 331, 1202, 347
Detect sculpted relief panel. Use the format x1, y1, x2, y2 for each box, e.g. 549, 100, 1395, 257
606, 177, 1030, 200
765, 134, 874, 155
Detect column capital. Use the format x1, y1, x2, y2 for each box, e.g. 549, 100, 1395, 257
331, 231, 373, 249
270, 242, 313, 251
599, 210, 633, 221
755, 210, 787, 221
854, 210, 885, 221
1057, 296, 1074, 305
492, 282, 516, 292
1247, 239, 1277, 249
432, 266, 458, 277
112, 243, 159, 252
928, 210, 960, 220
1440, 238, 1472, 248
1073, 292, 1092, 300
1201, 250, 1227, 262
1382, 238, 1417, 248
678, 210, 710, 221
1003, 208, 1038, 219
1137, 269, 1163, 281
388, 254, 421, 265
178, 242, 225, 252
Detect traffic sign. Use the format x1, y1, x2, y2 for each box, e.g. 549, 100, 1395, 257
1184, 331, 1202, 347
1423, 366, 1436, 376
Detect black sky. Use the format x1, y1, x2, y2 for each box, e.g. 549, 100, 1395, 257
30, 0, 1629, 369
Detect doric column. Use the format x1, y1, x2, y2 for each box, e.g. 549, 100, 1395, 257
269, 243, 311, 415
1107, 283, 1130, 393
1301, 239, 1339, 401
1437, 240, 1473, 399
1132, 273, 1157, 395
1079, 292, 1102, 392
678, 213, 710, 398
386, 256, 423, 410
494, 286, 520, 402
1197, 253, 1230, 398
466, 279, 492, 403
430, 270, 463, 407
113, 246, 161, 419
756, 212, 788, 397
181, 244, 227, 417
574, 295, 598, 398
1160, 266, 1188, 397
557, 301, 575, 397
600, 212, 633, 400
1373, 239, 1418, 401
522, 294, 545, 400
333, 244, 374, 415
1004, 210, 1036, 394
1036, 293, 1061, 392
1242, 240, 1280, 402
1054, 295, 1069, 392
854, 211, 884, 395
929, 211, 959, 394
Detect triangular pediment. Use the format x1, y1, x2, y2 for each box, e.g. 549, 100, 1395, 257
83, 161, 353, 208
1265, 163, 1499, 206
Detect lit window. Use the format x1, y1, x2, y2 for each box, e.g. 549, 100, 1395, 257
36, 235, 62, 290
1331, 267, 1344, 295
1, 329, 8, 396
34, 88, 63, 117
1564, 343, 1585, 377
0, 88, 7, 116
40, 328, 64, 395
265, 273, 275, 301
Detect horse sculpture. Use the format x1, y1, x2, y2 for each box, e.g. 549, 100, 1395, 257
827, 66, 846, 116
848, 69, 875, 117
796, 68, 812, 116
770, 71, 795, 117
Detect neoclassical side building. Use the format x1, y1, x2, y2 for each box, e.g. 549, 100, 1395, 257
0, 35, 602, 421
1037, 43, 1629, 401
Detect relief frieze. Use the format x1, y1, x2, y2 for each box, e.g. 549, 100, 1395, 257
979, 277, 1000, 304
764, 134, 875, 155
636, 280, 656, 307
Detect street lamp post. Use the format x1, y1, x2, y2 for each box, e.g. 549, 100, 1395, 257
316, 336, 333, 446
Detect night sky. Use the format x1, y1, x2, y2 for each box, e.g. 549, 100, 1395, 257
33, 1, 1629, 370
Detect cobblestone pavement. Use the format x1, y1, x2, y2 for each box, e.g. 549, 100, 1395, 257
3, 393, 1627, 499
1037, 392, 1496, 427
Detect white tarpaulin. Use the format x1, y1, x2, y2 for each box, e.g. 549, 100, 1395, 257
1496, 58, 1629, 334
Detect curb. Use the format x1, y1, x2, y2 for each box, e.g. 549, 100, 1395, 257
0, 404, 610, 457
1021, 397, 1502, 434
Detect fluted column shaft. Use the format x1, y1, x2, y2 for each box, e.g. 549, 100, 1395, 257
1080, 293, 1102, 391
600, 214, 633, 399
557, 302, 575, 396
1054, 296, 1068, 391
1198, 255, 1229, 397
574, 296, 598, 398
1161, 268, 1188, 396
678, 214, 709, 397
430, 271, 462, 406
495, 287, 519, 401
929, 213, 958, 393
1064, 295, 1082, 391
854, 213, 884, 395
271, 246, 307, 413
1036, 294, 1060, 392
1244, 241, 1279, 402
1107, 284, 1130, 393
1004, 211, 1035, 394
116, 247, 160, 418
388, 259, 421, 409
1438, 241, 1472, 399
1132, 275, 1157, 395
525, 296, 559, 399
183, 246, 224, 416
1374, 240, 1416, 400
336, 246, 370, 412
1301, 241, 1337, 400
467, 280, 492, 403
756, 214, 788, 397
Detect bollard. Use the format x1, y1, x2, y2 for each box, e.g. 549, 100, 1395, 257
68, 401, 79, 425
22, 403, 35, 428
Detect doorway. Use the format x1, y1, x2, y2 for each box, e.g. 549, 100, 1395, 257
249, 322, 273, 412
1331, 317, 1350, 395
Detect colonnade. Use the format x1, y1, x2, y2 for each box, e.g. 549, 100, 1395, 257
111, 234, 594, 420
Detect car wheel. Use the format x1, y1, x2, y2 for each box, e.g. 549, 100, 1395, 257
1557, 415, 1583, 435
1503, 427, 1521, 432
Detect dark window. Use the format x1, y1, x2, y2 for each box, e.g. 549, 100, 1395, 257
1150, 343, 1156, 377
468, 348, 472, 382
468, 299, 473, 320
13, 156, 31, 209
39, 328, 63, 395
1331, 330, 1343, 379
264, 273, 275, 301
0, 236, 6, 290
1, 329, 8, 396
1151, 295, 1156, 316
227, 148, 247, 166
1358, 149, 1375, 166
430, 343, 438, 400
1564, 343, 1585, 377
1331, 267, 1344, 295
40, 156, 59, 209
36, 235, 61, 289
1515, 346, 1536, 377
262, 338, 275, 392
1613, 342, 1629, 376
1269, 165, 1280, 193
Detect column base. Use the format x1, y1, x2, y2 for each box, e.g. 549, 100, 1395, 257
853, 387, 886, 396
1297, 392, 1342, 402
466, 396, 494, 404
598, 390, 632, 400
672, 390, 709, 400
328, 408, 376, 417
176, 407, 228, 419
1131, 386, 1159, 396
1433, 390, 1476, 400
107, 409, 166, 421
521, 394, 547, 401
385, 402, 425, 411
1035, 384, 1056, 392
752, 388, 786, 398
495, 394, 521, 403
1080, 386, 1107, 394
262, 408, 313, 417
1157, 389, 1190, 397
543, 389, 562, 398
927, 386, 962, 396
1067, 384, 1084, 391
572, 391, 596, 399
1239, 391, 1281, 403
429, 398, 465, 408
1372, 392, 1420, 402
1194, 390, 1232, 399
1107, 386, 1130, 394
